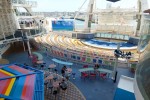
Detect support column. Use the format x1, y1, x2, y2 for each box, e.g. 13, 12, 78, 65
84, 0, 95, 33
0, 52, 2, 59
25, 32, 31, 56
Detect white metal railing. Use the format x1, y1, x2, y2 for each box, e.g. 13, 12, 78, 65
16, 12, 31, 16
26, 1, 37, 7
0, 25, 45, 45
95, 33, 129, 40
16, 12, 44, 17
74, 24, 135, 35
32, 12, 44, 17
11, 0, 37, 7
74, 24, 97, 31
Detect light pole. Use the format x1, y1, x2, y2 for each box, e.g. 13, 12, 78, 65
113, 43, 120, 83
25, 32, 32, 56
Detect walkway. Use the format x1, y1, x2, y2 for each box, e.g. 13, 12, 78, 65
3, 51, 134, 100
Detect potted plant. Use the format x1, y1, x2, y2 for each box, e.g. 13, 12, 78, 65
130, 63, 137, 73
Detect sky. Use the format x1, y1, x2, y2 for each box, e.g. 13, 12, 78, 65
33, 0, 138, 12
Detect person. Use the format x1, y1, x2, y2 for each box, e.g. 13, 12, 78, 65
94, 64, 99, 69
121, 51, 124, 58
59, 79, 67, 90
45, 47, 48, 57
61, 65, 67, 77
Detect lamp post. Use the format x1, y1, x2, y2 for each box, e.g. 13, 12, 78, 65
113, 43, 120, 83
22, 31, 32, 56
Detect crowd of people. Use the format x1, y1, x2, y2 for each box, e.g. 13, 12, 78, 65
114, 49, 132, 59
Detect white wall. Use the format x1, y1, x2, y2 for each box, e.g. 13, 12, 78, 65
134, 75, 144, 100
141, 0, 149, 11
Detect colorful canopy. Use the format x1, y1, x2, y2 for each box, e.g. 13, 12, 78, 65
0, 64, 44, 100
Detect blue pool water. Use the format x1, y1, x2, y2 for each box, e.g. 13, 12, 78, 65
82, 39, 137, 49
52, 19, 96, 31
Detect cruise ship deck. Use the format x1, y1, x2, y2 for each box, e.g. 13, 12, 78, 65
0, 0, 150, 100
2, 48, 134, 100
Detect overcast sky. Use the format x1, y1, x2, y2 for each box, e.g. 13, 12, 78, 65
33, 0, 138, 12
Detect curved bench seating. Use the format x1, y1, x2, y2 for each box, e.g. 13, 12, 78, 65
32, 33, 118, 68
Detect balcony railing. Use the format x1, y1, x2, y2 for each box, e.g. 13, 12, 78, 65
74, 24, 135, 36
11, 0, 37, 7
16, 12, 44, 18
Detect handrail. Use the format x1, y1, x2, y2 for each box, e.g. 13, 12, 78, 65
0, 94, 22, 100
0, 71, 42, 81
11, 0, 37, 7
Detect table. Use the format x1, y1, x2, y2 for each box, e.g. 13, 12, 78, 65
44, 75, 54, 81
36, 60, 43, 64
49, 64, 56, 68
97, 68, 113, 74
66, 68, 72, 73
78, 68, 94, 72
97, 68, 113, 78
53, 81, 60, 88
79, 68, 113, 77
48, 64, 56, 72
52, 58, 73, 66
32, 52, 43, 60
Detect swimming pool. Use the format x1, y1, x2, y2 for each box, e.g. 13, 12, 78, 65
82, 39, 137, 50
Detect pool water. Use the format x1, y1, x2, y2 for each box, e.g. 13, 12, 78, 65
82, 39, 137, 49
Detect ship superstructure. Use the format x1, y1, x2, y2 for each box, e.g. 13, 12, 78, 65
0, 0, 45, 57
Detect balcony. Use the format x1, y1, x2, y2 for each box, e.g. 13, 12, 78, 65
11, 0, 37, 7
0, 27, 45, 45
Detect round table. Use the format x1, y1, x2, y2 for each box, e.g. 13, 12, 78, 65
36, 60, 43, 64
66, 68, 72, 73
49, 64, 56, 68
44, 75, 54, 81
53, 81, 60, 88
48, 64, 56, 72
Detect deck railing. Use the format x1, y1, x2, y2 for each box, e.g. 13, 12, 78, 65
74, 24, 135, 36
11, 0, 37, 7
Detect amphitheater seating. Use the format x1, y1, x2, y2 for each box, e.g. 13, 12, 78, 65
32, 33, 136, 69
